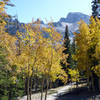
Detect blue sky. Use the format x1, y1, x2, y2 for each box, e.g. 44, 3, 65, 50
7, 0, 92, 23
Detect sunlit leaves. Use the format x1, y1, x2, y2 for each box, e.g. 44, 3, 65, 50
74, 20, 91, 72
75, 17, 100, 78
68, 68, 79, 82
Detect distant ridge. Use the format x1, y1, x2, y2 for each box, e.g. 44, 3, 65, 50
7, 12, 90, 38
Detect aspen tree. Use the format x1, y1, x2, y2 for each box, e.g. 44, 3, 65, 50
42, 23, 68, 100
74, 20, 91, 90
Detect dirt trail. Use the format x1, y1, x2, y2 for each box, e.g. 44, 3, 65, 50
19, 84, 73, 100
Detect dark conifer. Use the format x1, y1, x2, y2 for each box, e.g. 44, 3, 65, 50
92, 0, 100, 19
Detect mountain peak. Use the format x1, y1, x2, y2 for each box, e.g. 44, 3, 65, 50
59, 12, 90, 23
66, 12, 90, 23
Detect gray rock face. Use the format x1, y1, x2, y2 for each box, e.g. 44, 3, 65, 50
59, 12, 90, 23
53, 12, 90, 38
66, 12, 89, 23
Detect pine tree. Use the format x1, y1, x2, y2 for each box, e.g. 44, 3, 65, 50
92, 0, 100, 19
71, 38, 76, 69
62, 25, 72, 82
63, 25, 71, 67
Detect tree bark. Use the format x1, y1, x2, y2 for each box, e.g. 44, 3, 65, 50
91, 74, 95, 92
30, 77, 32, 100
8, 85, 11, 100
45, 78, 49, 100
87, 76, 90, 91
27, 77, 30, 100
41, 77, 44, 100
98, 77, 100, 91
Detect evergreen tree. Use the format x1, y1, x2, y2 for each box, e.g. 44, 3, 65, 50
61, 25, 73, 82
0, 46, 24, 100
92, 0, 100, 19
70, 38, 76, 69
63, 25, 71, 69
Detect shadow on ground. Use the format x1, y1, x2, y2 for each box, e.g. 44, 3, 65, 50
55, 86, 100, 100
